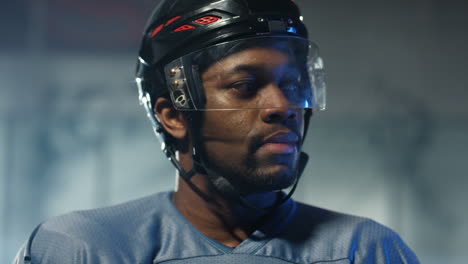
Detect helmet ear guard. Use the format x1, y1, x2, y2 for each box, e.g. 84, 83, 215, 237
136, 56, 205, 182
136, 57, 176, 156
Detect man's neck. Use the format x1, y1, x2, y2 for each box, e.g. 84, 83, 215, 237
172, 174, 277, 248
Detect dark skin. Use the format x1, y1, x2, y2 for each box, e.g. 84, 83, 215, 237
155, 48, 305, 247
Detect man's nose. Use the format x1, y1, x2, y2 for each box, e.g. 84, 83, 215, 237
260, 84, 298, 123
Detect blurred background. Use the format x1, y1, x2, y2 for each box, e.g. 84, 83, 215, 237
1, 0, 467, 263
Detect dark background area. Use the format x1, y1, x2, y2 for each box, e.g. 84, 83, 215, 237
1, 0, 467, 263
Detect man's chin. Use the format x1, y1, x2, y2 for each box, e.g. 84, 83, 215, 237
254, 149, 300, 167
242, 165, 297, 193
267, 165, 297, 188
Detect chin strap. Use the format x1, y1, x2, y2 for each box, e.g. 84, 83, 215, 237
167, 147, 308, 211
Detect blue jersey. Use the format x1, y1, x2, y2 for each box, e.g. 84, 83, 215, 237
14, 191, 419, 264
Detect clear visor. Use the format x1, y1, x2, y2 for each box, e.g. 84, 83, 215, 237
164, 36, 326, 111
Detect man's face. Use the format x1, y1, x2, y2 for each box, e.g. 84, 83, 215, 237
197, 47, 305, 195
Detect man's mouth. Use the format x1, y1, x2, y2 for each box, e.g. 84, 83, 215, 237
257, 132, 299, 154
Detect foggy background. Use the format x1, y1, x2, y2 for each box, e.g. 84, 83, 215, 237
1, 0, 467, 263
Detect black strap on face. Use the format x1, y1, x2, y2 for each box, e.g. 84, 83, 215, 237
168, 147, 308, 211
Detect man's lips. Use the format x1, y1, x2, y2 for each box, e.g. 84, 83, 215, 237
257, 132, 299, 154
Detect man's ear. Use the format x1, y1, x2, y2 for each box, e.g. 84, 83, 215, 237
154, 97, 188, 140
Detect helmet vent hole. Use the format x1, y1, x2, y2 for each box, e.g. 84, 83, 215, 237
194, 16, 221, 25
174, 90, 188, 108
174, 24, 196, 32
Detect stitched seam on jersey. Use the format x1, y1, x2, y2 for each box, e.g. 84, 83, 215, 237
252, 253, 351, 264
156, 254, 300, 264
233, 253, 299, 263
157, 254, 350, 264
310, 257, 350, 263
156, 253, 227, 263
32, 227, 90, 263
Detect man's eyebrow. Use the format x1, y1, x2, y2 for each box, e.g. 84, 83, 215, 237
227, 63, 299, 75
203, 64, 260, 82
226, 64, 263, 75
203, 63, 299, 82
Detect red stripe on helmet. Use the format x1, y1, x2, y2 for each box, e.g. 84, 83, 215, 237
166, 16, 181, 26
150, 24, 164, 38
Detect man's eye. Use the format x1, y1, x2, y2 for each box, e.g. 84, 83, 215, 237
229, 81, 258, 94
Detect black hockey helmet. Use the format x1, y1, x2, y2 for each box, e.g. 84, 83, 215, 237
135, 0, 326, 208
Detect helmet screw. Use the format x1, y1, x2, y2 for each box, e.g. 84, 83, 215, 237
169, 67, 182, 78
257, 17, 265, 22
288, 18, 294, 24
171, 79, 184, 89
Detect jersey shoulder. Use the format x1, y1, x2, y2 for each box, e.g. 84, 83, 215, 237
22, 191, 172, 264
257, 202, 420, 263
